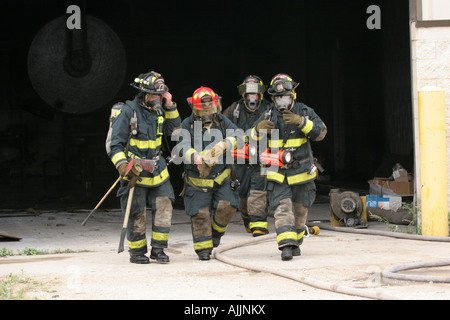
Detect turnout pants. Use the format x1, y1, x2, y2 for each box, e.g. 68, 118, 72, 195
117, 180, 175, 256
183, 178, 239, 254
236, 165, 268, 235
266, 180, 316, 249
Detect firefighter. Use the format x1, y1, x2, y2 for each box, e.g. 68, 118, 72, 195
175, 86, 242, 261
250, 73, 327, 261
106, 71, 181, 264
222, 75, 270, 237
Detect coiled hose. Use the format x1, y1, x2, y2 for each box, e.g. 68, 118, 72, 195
213, 223, 450, 300
315, 223, 450, 284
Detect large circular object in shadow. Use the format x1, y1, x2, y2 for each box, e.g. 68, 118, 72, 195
27, 15, 126, 114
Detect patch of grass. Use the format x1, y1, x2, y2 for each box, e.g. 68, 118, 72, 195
0, 248, 14, 257
0, 248, 90, 257
0, 271, 44, 300
369, 203, 450, 235
369, 202, 420, 234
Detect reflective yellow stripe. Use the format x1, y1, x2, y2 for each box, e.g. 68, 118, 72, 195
286, 171, 317, 185
249, 221, 268, 229
226, 136, 237, 149
152, 231, 169, 241
185, 148, 196, 163
127, 151, 141, 159
123, 166, 170, 186
212, 220, 228, 233
268, 137, 307, 148
140, 167, 169, 186
194, 240, 213, 251
266, 170, 285, 183
251, 127, 262, 141
165, 109, 179, 119
112, 151, 127, 165
297, 230, 305, 240
129, 136, 162, 149
187, 168, 231, 188
188, 176, 214, 188
214, 168, 231, 184
266, 170, 316, 185
301, 119, 313, 135
276, 232, 297, 243
128, 238, 147, 249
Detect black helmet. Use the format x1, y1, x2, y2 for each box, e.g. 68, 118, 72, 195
237, 75, 266, 96
267, 73, 299, 95
130, 71, 169, 94
237, 75, 266, 111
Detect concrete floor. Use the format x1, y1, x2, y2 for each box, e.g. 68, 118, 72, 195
1, 202, 449, 301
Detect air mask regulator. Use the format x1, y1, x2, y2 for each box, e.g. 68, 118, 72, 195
230, 178, 240, 191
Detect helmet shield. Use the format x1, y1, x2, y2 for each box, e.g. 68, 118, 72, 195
237, 76, 266, 96
191, 100, 221, 117
237, 75, 266, 111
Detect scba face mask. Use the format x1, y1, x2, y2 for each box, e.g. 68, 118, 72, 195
274, 95, 293, 111
145, 94, 162, 111
195, 113, 214, 126
245, 93, 260, 111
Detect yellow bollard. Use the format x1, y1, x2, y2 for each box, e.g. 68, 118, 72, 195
418, 87, 449, 237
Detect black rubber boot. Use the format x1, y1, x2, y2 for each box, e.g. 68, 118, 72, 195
212, 236, 221, 248
281, 246, 293, 261
241, 212, 251, 233
197, 250, 211, 261
130, 254, 150, 264
252, 229, 269, 237
150, 248, 170, 263
292, 246, 301, 256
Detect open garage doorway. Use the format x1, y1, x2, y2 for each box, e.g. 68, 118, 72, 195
0, 0, 413, 209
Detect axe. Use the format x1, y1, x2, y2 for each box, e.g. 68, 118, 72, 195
81, 175, 122, 226
81, 159, 144, 226
117, 161, 143, 253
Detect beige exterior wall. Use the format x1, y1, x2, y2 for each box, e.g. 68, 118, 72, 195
410, 23, 450, 209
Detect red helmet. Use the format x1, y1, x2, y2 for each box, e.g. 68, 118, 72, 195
187, 86, 222, 117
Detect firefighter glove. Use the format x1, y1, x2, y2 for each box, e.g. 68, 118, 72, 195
117, 162, 142, 188
282, 110, 304, 127
210, 140, 227, 157
255, 120, 275, 134
197, 160, 213, 179
117, 162, 129, 177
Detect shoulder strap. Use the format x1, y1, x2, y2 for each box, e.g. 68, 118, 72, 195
232, 102, 240, 125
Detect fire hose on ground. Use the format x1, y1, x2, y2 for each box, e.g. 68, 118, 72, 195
213, 223, 450, 300
315, 223, 450, 284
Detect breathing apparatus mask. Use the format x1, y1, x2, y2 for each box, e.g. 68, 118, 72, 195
237, 76, 266, 112
245, 93, 260, 111
267, 74, 299, 112
193, 107, 216, 126
273, 94, 294, 112
131, 71, 169, 113
187, 86, 222, 127
144, 94, 163, 112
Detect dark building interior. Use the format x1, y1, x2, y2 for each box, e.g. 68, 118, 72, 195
0, 0, 413, 210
